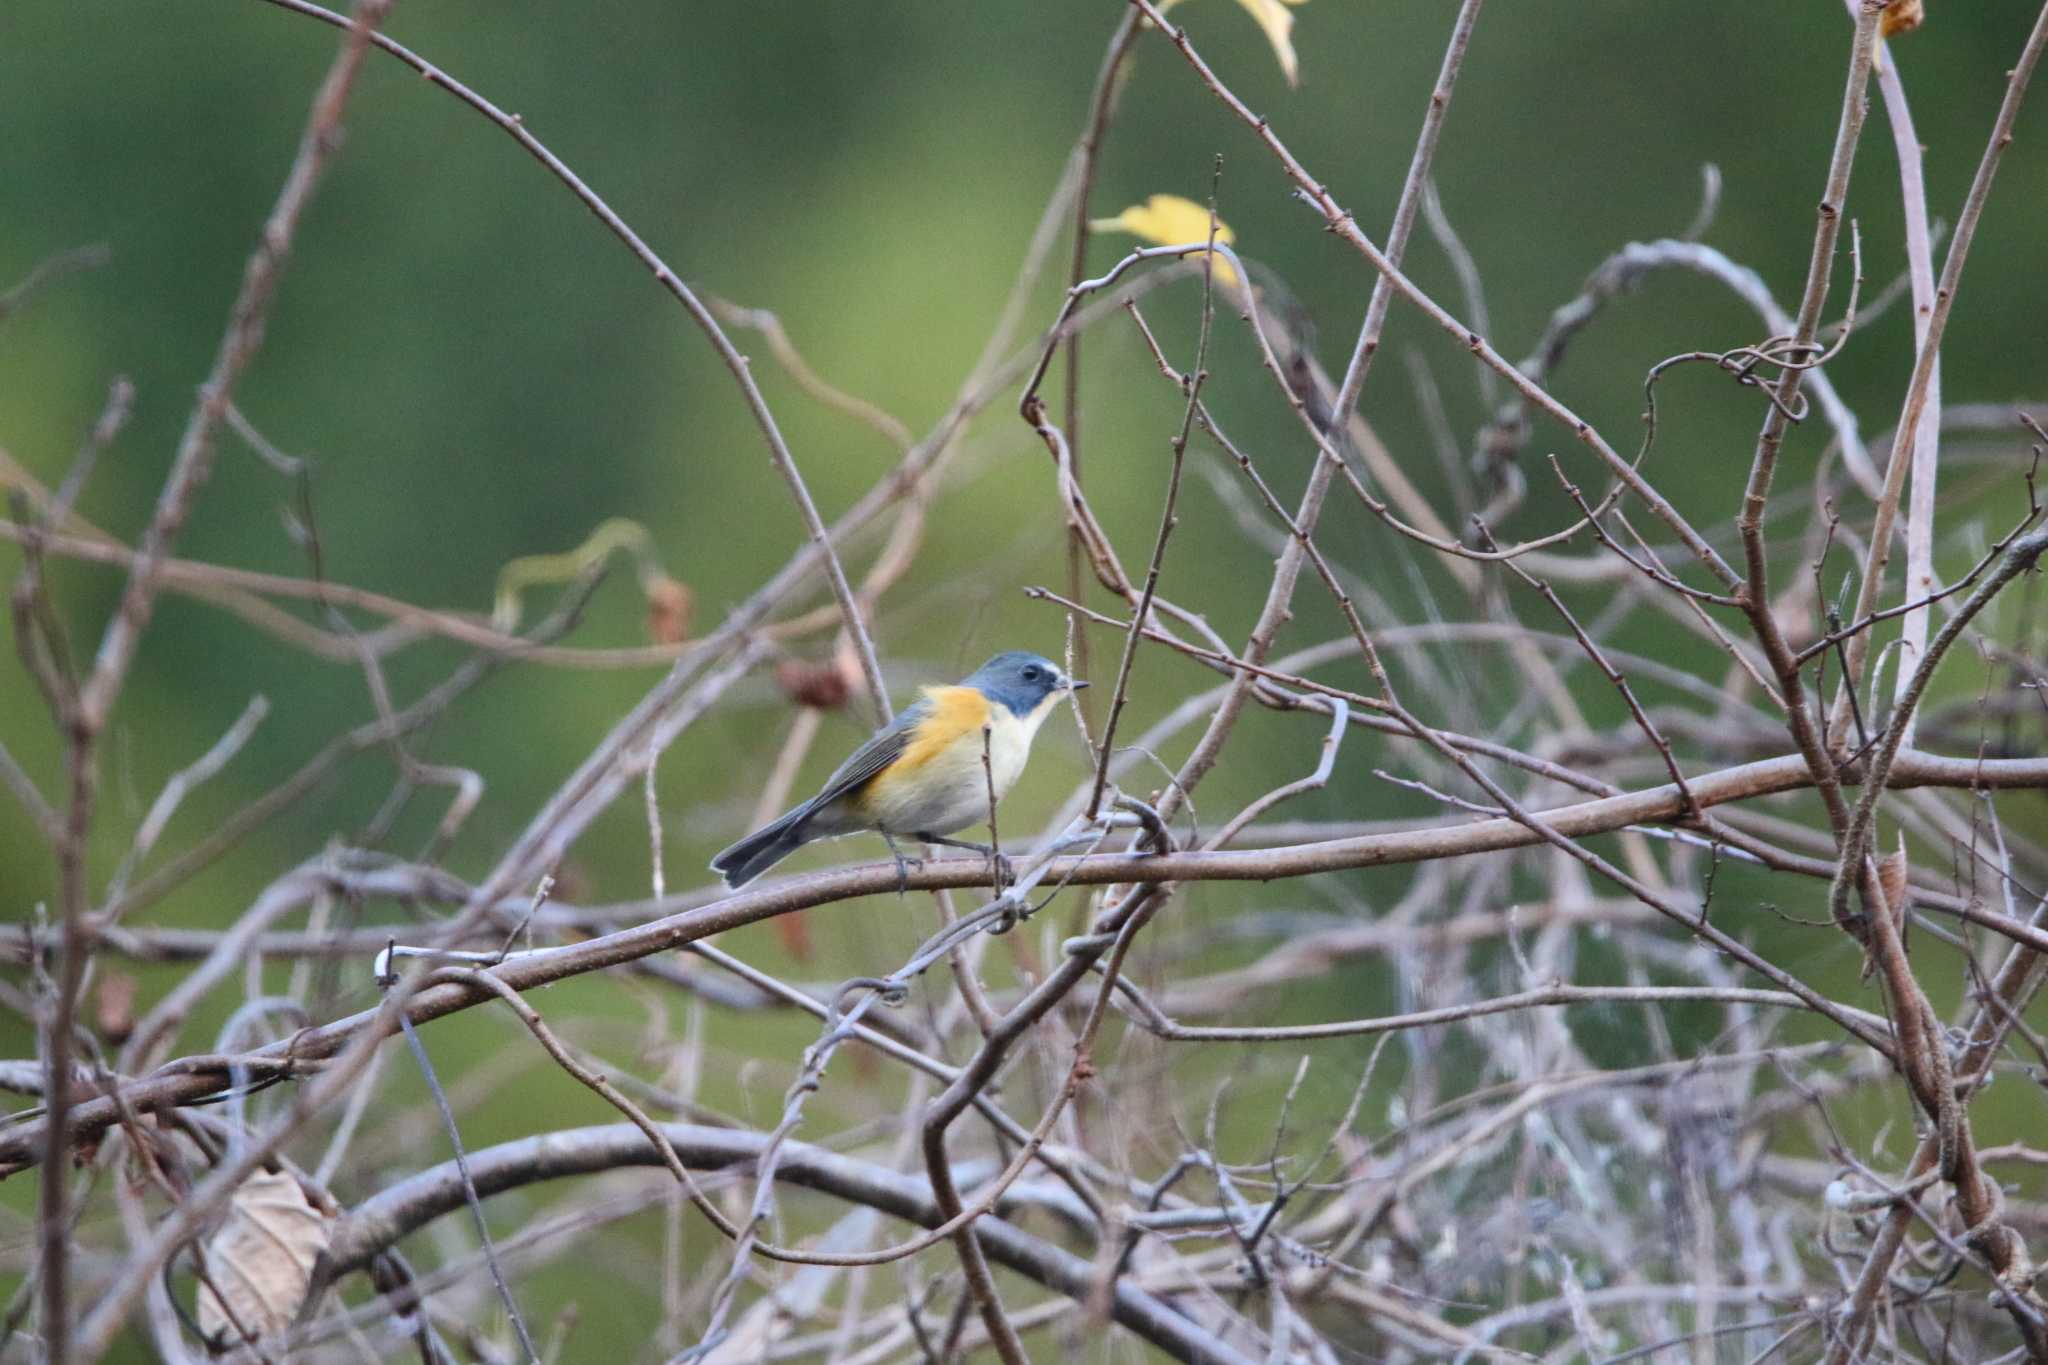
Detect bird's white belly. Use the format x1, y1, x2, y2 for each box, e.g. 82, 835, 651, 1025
867, 704, 1037, 837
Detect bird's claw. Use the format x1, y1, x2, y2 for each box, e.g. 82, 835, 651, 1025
890, 848, 924, 896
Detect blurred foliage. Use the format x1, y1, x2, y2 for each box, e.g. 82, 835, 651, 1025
3, 1, 2046, 1358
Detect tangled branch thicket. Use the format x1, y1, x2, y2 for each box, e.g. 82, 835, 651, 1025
5, 1, 2048, 1361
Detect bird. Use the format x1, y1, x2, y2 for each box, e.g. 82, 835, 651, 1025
710, 651, 1087, 889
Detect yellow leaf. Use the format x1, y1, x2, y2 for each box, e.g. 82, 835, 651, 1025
1089, 194, 1240, 287
1160, 0, 1310, 84
1235, 0, 1301, 85
1880, 0, 1924, 39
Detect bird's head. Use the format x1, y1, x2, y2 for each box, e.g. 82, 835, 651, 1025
964, 651, 1087, 718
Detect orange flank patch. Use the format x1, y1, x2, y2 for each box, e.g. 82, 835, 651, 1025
884, 686, 993, 783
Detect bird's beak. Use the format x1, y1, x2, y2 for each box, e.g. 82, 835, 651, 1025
1067, 679, 1090, 691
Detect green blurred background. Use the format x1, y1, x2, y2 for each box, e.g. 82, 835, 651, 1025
4, 1, 2046, 1357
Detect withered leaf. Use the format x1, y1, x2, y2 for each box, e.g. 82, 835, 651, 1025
195, 1169, 332, 1347
1881, 0, 1925, 40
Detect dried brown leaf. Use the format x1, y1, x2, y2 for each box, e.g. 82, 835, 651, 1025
95, 970, 137, 1046
1876, 844, 1910, 923
195, 1169, 332, 1347
1880, 0, 1925, 39
1861, 839, 1913, 982
644, 573, 694, 645
775, 658, 853, 711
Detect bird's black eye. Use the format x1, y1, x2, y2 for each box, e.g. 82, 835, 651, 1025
1022, 665, 1042, 683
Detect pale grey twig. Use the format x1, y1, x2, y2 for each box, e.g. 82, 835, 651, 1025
394, 1008, 539, 1362
1873, 39, 1944, 743
1830, 0, 2048, 738
0, 244, 110, 322
1484, 239, 1875, 495
104, 695, 270, 906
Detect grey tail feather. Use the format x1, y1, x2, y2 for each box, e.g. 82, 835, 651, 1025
710, 805, 813, 888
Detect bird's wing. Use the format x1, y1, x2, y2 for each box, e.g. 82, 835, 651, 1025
803, 691, 933, 813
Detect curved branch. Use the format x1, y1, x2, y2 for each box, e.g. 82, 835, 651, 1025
254, 0, 891, 724
318, 1122, 1259, 1365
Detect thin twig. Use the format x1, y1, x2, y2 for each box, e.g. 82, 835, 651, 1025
256, 0, 892, 727
1831, 0, 2048, 741
1129, 0, 1738, 588
37, 5, 392, 1357
1085, 192, 1217, 820
394, 1009, 540, 1363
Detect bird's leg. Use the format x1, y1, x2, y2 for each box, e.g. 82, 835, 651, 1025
882, 834, 921, 896
914, 833, 1012, 893
916, 832, 991, 854
972, 720, 1010, 898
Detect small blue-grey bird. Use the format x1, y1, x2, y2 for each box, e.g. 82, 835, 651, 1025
711, 651, 1086, 889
